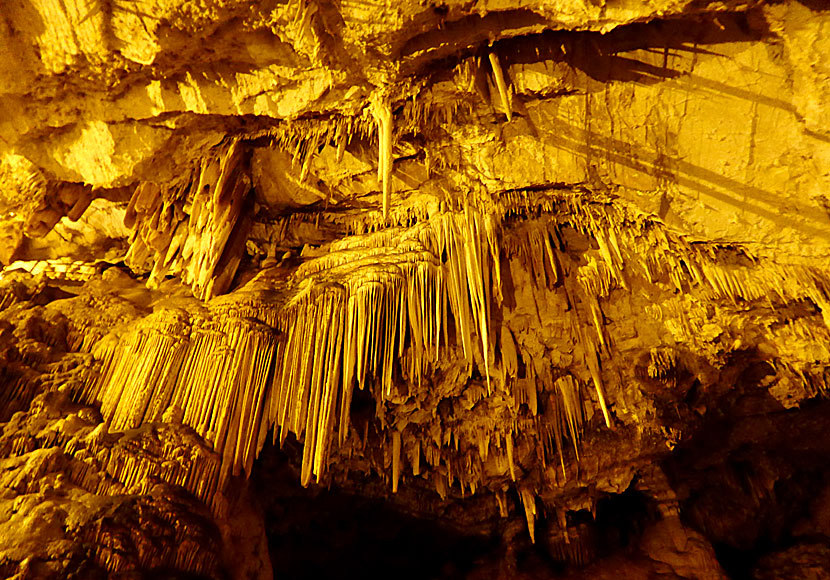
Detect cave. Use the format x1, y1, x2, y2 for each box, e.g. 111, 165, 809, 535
2, 0, 830, 578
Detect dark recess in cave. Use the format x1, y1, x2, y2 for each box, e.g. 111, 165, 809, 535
593, 484, 658, 557
665, 390, 830, 579
251, 440, 499, 580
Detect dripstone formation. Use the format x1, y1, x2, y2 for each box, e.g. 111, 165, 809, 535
2, 1, 830, 578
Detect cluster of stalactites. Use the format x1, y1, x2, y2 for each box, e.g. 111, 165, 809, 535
78, 207, 505, 494
382, 368, 587, 542
250, 79, 482, 224
254, 113, 375, 180
365, 48, 515, 220
124, 140, 250, 300
119, 101, 415, 296
79, 306, 278, 493
504, 217, 613, 429
268, 206, 503, 484
74, 189, 830, 546
2, 393, 224, 575
76, 204, 602, 545
489, 191, 830, 539
498, 190, 830, 322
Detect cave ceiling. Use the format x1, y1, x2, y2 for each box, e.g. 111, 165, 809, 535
2, 0, 830, 578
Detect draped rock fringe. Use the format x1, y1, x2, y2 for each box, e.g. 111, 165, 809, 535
498, 189, 830, 324
76, 207, 502, 502
75, 189, 830, 525
77, 305, 275, 506
124, 139, 251, 300
274, 207, 501, 484
246, 87, 475, 161
248, 113, 375, 187
251, 114, 375, 157
3, 429, 222, 576
77, 443, 221, 576
0, 375, 41, 421
398, 91, 476, 137
343, 201, 435, 236
0, 259, 98, 283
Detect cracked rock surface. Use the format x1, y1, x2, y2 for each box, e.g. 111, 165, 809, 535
2, 1, 830, 578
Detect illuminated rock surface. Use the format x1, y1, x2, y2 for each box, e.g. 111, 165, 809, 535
1, 0, 830, 578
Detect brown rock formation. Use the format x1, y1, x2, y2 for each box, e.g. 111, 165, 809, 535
2, 0, 830, 578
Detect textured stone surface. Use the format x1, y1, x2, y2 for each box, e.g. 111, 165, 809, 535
2, 1, 830, 579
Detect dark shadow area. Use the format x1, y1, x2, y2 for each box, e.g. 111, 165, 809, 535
139, 570, 215, 580
493, 11, 764, 87
664, 386, 830, 579
535, 482, 659, 569
251, 440, 499, 580
399, 9, 547, 64
794, 0, 830, 11
406, 10, 767, 88
593, 484, 659, 557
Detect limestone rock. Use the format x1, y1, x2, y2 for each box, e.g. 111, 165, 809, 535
2, 1, 830, 578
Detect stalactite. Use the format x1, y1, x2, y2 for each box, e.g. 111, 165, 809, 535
392, 430, 402, 492
580, 327, 612, 428
520, 487, 537, 543
506, 430, 517, 482
372, 99, 394, 221
556, 376, 583, 456
488, 49, 512, 122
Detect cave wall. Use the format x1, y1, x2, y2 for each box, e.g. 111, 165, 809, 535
1, 1, 830, 579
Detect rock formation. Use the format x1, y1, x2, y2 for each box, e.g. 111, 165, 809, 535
1, 0, 830, 578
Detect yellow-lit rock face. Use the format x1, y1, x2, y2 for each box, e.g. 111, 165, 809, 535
51, 121, 171, 188
1, 1, 830, 579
